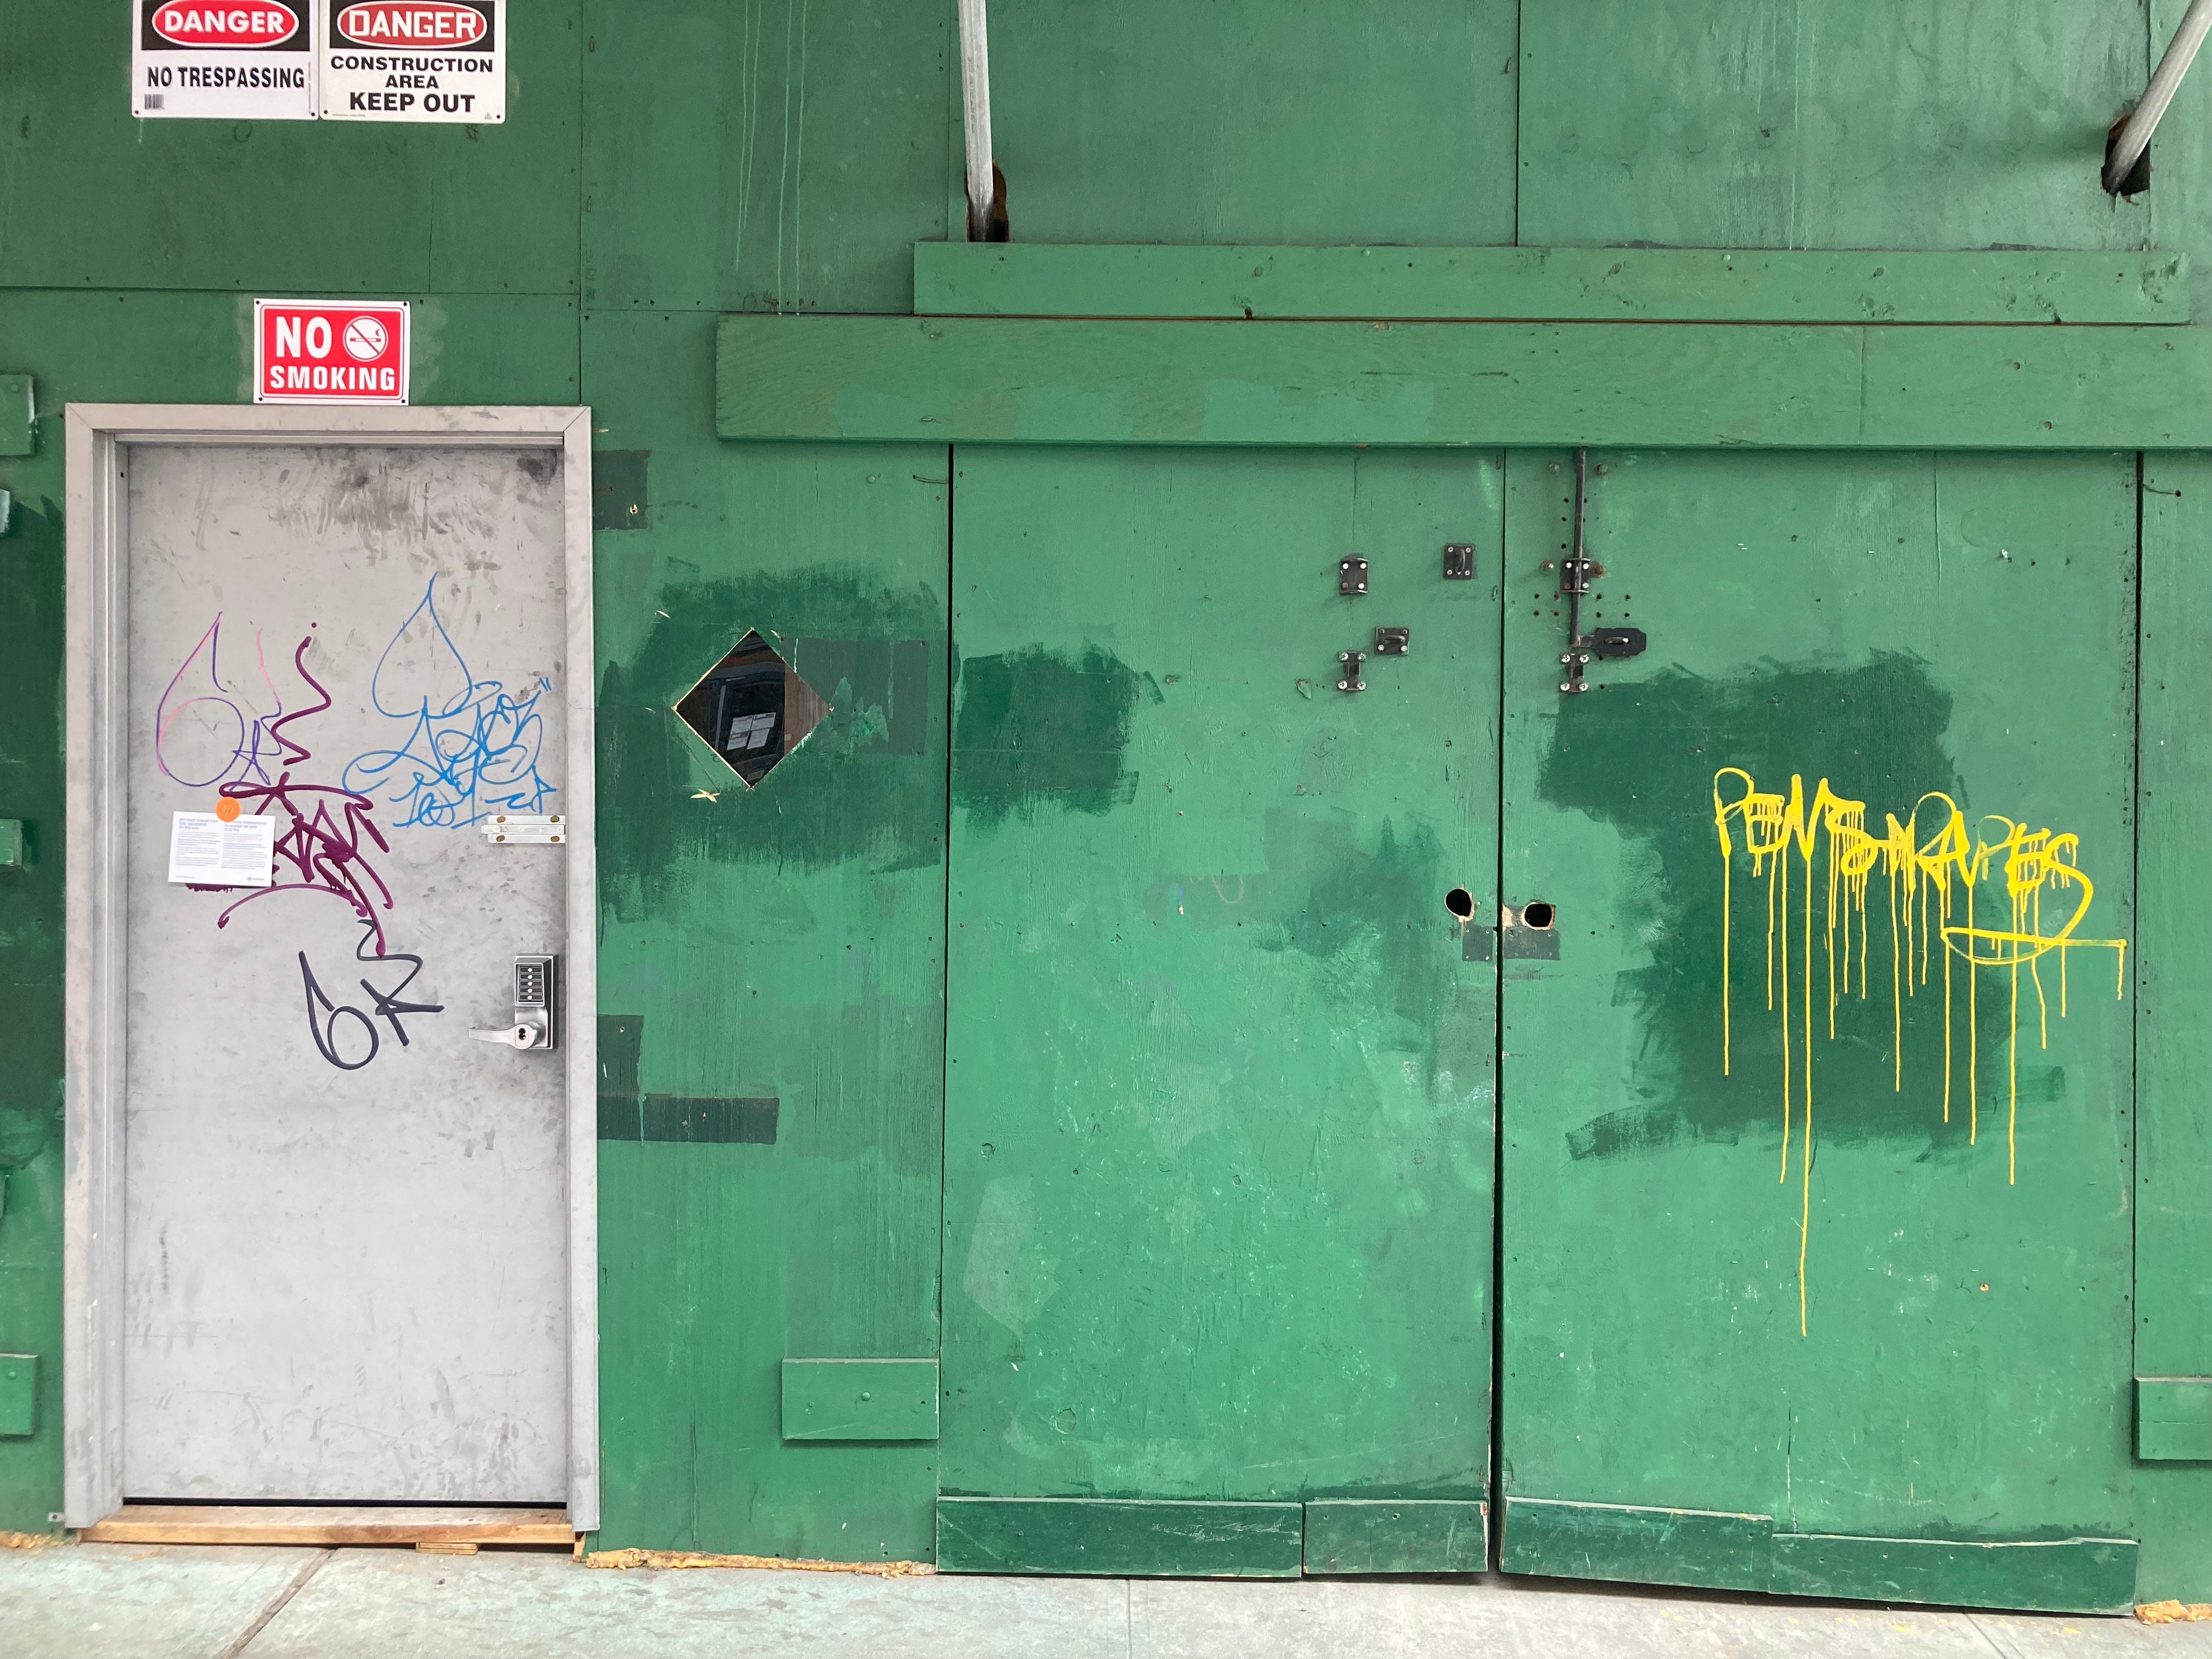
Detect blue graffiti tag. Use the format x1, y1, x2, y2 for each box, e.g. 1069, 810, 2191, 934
342, 575, 557, 828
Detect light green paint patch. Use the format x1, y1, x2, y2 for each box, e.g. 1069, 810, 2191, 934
916, 245, 2191, 324
781, 1359, 939, 1442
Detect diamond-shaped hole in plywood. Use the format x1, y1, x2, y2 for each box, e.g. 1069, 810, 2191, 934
674, 630, 831, 789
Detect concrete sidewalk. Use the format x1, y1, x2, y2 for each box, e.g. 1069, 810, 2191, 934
5, 1543, 2212, 1659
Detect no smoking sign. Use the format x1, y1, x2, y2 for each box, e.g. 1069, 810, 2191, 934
253, 298, 410, 404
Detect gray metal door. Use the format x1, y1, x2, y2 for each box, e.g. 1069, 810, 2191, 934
121, 443, 571, 1502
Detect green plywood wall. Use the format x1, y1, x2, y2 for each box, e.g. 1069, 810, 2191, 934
2, 0, 2210, 1595
1516, 2, 2152, 250
0, 9, 583, 292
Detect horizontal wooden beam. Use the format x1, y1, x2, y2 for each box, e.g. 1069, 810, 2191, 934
914, 245, 2191, 325
936, 1497, 1304, 1576
1499, 1499, 2137, 1613
1304, 1499, 1488, 1575
80, 1504, 574, 1547
717, 317, 2212, 450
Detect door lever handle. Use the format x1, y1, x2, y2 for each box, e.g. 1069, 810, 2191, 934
472, 955, 559, 1051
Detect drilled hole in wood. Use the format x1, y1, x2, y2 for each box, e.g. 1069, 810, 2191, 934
1444, 888, 1475, 919
1522, 901, 1556, 929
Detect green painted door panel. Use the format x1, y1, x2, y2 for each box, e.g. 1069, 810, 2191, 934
1498, 450, 2138, 1611
940, 448, 1501, 1571
586, 313, 947, 1560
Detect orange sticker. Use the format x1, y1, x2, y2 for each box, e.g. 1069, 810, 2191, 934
214, 797, 241, 823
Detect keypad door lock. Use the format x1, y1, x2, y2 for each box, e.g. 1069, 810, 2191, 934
471, 954, 559, 1051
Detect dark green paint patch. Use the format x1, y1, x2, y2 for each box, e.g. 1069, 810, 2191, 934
1539, 654, 2005, 1153
1567, 1104, 1739, 1163
952, 646, 1153, 827
638, 1095, 780, 1145
592, 449, 650, 532
0, 500, 64, 1179
596, 568, 943, 919
596, 1013, 646, 1140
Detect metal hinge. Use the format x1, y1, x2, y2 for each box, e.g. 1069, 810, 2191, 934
1558, 448, 1647, 693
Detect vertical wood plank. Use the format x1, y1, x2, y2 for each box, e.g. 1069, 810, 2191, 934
2136, 454, 2212, 1381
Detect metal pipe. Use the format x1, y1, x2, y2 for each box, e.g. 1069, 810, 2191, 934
2107, 0, 2212, 193
957, 0, 996, 238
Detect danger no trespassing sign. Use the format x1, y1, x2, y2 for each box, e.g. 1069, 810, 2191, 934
130, 1, 505, 123
133, 0, 316, 121
255, 300, 410, 404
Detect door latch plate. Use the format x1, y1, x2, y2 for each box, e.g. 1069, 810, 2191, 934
1339, 557, 1368, 595
1337, 650, 1366, 692
1442, 543, 1474, 580
1374, 627, 1409, 656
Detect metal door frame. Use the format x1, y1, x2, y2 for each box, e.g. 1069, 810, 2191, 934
59, 403, 601, 1528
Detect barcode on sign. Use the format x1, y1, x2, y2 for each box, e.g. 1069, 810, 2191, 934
143, 94, 165, 109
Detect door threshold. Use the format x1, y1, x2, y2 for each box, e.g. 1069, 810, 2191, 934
80, 1504, 575, 1548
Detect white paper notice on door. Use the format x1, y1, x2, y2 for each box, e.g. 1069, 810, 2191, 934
167, 811, 276, 888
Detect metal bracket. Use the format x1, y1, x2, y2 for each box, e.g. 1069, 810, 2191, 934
1374, 627, 1409, 656
1339, 557, 1368, 595
1558, 448, 1646, 694
1337, 650, 1366, 692
1442, 543, 1474, 580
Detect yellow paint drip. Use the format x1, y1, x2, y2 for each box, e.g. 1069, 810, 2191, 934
1711, 769, 2126, 1336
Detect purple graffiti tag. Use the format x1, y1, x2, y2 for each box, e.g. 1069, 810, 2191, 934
164, 627, 447, 1070
154, 614, 296, 789
212, 634, 399, 955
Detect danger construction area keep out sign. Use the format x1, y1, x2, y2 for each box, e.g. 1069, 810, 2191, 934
255, 300, 410, 404
132, 1, 504, 123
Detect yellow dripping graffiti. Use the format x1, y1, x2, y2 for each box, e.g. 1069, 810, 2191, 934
1711, 769, 2126, 1336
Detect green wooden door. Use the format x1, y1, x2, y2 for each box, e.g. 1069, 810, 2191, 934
1496, 450, 2141, 1612
939, 447, 1501, 1576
